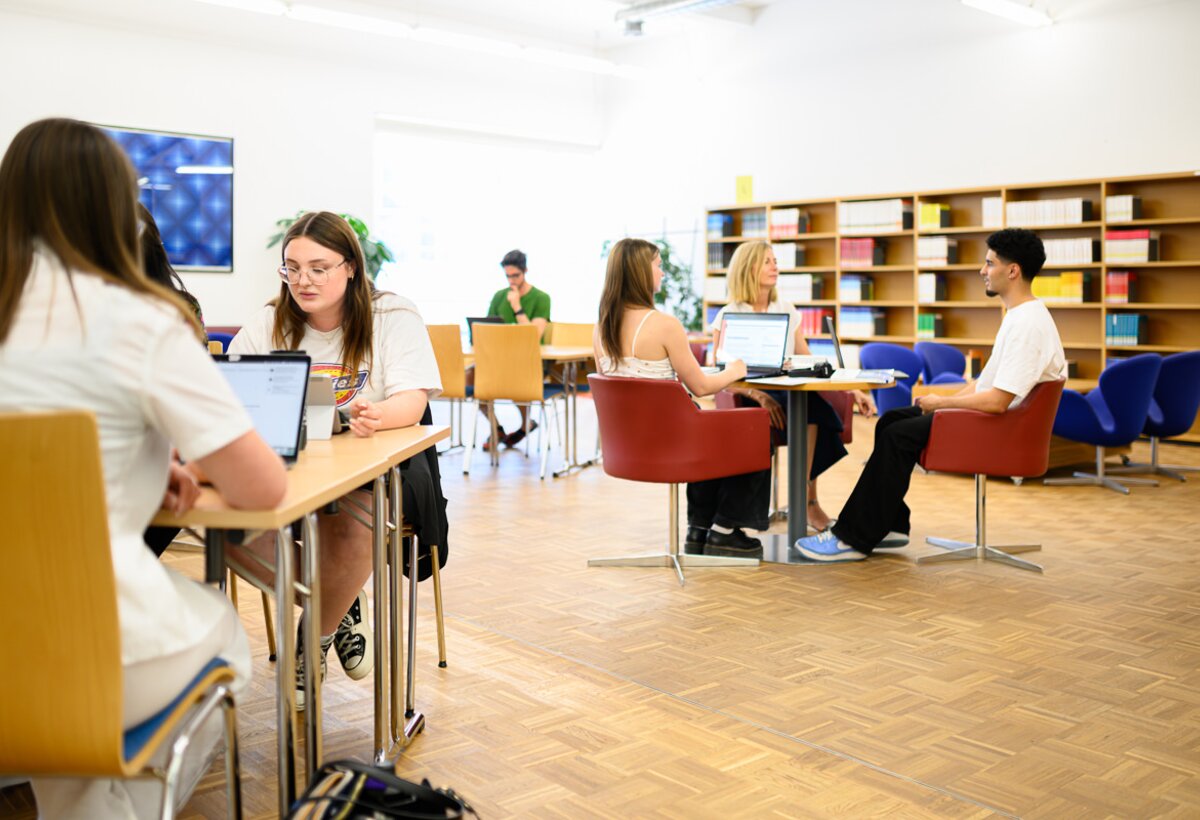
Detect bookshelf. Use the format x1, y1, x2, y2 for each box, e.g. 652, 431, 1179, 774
704, 170, 1200, 441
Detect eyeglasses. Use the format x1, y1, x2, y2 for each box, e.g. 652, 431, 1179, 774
278, 258, 347, 285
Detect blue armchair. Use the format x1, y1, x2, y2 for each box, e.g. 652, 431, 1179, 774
914, 341, 967, 385
859, 342, 923, 414
1109, 350, 1200, 481
1045, 353, 1162, 494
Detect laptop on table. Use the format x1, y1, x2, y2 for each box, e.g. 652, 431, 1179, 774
714, 312, 792, 379
466, 316, 504, 346
824, 316, 906, 383
214, 353, 310, 466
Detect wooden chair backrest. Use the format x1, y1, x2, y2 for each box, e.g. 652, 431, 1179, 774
548, 322, 595, 347
473, 323, 544, 403
426, 324, 468, 400
0, 410, 125, 775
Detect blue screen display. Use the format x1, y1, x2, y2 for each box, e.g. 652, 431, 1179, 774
103, 126, 234, 271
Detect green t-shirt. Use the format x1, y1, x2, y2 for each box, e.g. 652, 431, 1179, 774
487, 285, 551, 338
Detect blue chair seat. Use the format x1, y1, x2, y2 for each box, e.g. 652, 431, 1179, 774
123, 657, 231, 762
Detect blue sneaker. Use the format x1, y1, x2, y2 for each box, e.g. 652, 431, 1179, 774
794, 531, 867, 562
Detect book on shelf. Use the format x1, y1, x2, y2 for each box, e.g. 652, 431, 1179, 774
838, 274, 874, 302
1106, 313, 1148, 346
840, 306, 888, 337
707, 244, 727, 270
1043, 237, 1099, 265
703, 277, 727, 302
838, 199, 913, 234
769, 208, 809, 238
741, 210, 768, 238
982, 196, 1003, 228
1105, 270, 1138, 303
796, 308, 834, 338
839, 237, 886, 268
1104, 195, 1142, 223
917, 312, 944, 340
918, 203, 951, 230
771, 241, 806, 269
917, 236, 959, 266
1032, 270, 1092, 303
707, 213, 734, 239
778, 273, 824, 302
1104, 229, 1160, 263
1006, 197, 1093, 227
917, 272, 947, 303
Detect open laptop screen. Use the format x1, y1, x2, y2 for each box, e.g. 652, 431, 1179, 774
716, 312, 791, 368
214, 354, 310, 460
466, 316, 503, 345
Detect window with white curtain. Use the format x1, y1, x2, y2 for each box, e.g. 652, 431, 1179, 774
372, 125, 608, 330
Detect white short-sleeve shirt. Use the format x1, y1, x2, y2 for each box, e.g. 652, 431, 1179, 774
230, 291, 442, 407
712, 298, 801, 355
0, 249, 254, 665
976, 299, 1067, 406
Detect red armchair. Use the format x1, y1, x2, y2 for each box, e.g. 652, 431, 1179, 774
587, 374, 770, 584
917, 379, 1064, 573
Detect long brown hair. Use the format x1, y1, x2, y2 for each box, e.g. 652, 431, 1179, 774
727, 240, 776, 305
271, 211, 375, 376
0, 118, 202, 343
597, 238, 659, 364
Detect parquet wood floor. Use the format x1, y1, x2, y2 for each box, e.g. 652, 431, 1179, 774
4, 399, 1198, 818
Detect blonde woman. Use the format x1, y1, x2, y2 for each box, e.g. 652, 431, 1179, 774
595, 237, 770, 555
710, 241, 874, 532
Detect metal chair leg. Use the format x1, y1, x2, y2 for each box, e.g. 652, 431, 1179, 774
919, 474, 1043, 573
1044, 446, 1158, 493
429, 544, 447, 668
261, 591, 277, 662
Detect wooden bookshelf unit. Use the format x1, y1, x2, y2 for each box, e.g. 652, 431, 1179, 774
705, 170, 1200, 441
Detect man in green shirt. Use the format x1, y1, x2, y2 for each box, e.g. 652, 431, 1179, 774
480, 249, 551, 447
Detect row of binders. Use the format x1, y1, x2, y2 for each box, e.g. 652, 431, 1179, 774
1106, 314, 1148, 346
1104, 270, 1138, 303
916, 312, 944, 340
917, 236, 958, 266
772, 241, 806, 269
703, 273, 827, 303
839, 199, 912, 234
1104, 229, 1159, 262
840, 306, 888, 337
769, 208, 810, 238
796, 308, 834, 338
838, 274, 874, 302
1044, 237, 1099, 265
1031, 271, 1092, 303
1006, 197, 1093, 227
840, 237, 886, 267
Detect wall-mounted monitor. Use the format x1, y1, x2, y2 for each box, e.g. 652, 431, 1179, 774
101, 125, 234, 272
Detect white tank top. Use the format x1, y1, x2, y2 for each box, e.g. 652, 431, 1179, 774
597, 310, 676, 380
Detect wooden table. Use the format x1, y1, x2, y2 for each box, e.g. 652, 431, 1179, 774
740, 375, 893, 565
153, 425, 448, 815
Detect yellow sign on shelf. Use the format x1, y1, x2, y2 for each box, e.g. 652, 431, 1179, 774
736, 175, 753, 204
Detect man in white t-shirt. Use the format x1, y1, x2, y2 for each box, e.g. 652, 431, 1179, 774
797, 228, 1067, 562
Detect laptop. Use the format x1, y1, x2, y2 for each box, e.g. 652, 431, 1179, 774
305, 374, 343, 440
715, 312, 792, 378
824, 316, 905, 383
466, 316, 504, 345
214, 353, 310, 465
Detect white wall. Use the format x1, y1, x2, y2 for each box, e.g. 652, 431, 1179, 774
0, 7, 604, 324
600, 0, 1200, 284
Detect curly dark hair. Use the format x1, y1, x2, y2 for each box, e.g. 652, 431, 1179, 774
986, 228, 1046, 280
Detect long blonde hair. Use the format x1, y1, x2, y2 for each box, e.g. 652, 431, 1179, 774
726, 240, 776, 305
597, 238, 658, 364
0, 118, 203, 343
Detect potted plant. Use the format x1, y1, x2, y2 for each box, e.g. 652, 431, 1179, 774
268, 211, 395, 282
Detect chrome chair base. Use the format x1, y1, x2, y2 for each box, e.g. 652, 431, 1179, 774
1044, 446, 1158, 494
918, 541, 1043, 573
1109, 437, 1197, 482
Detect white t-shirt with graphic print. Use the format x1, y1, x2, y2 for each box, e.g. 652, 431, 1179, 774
230, 291, 442, 407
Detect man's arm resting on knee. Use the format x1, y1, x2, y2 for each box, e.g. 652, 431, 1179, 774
915, 387, 1015, 415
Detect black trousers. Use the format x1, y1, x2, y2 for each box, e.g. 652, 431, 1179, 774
686, 467, 771, 532
831, 405, 933, 554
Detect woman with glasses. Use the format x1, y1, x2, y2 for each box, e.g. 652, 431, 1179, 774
0, 117, 287, 816
227, 211, 444, 708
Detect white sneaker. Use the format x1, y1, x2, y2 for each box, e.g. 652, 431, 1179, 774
294, 629, 330, 712
333, 589, 374, 681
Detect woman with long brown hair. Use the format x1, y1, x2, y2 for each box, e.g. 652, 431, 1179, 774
595, 237, 770, 555
0, 117, 286, 816
227, 211, 444, 708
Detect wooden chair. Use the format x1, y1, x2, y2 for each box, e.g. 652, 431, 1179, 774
466, 323, 564, 479
0, 410, 243, 819
426, 324, 471, 451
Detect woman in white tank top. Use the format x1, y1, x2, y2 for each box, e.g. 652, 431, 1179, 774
594, 239, 771, 555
